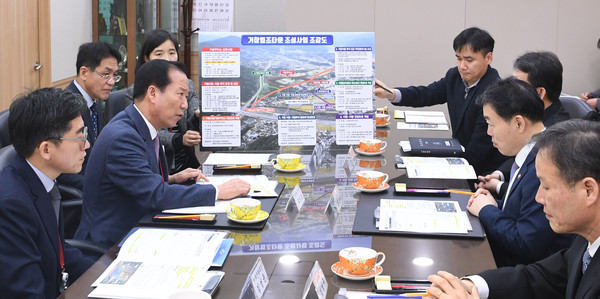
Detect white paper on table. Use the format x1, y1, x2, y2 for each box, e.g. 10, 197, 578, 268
89, 229, 225, 298
404, 110, 448, 124
163, 200, 231, 214
405, 161, 476, 179
378, 199, 469, 234
203, 153, 273, 166
397, 122, 449, 131
201, 175, 278, 197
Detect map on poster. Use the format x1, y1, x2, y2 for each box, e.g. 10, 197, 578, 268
199, 32, 376, 150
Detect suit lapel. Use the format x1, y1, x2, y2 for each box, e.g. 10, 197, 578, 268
125, 105, 161, 175
575, 249, 599, 298
14, 157, 60, 262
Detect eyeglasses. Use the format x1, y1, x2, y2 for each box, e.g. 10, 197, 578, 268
88, 67, 122, 83
49, 127, 88, 149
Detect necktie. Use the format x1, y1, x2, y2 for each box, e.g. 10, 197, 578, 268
48, 183, 61, 225
90, 102, 98, 139
502, 161, 520, 210
509, 161, 519, 182
154, 137, 165, 182
153, 136, 160, 162
582, 249, 592, 274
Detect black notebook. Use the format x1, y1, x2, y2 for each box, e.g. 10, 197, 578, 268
408, 137, 463, 156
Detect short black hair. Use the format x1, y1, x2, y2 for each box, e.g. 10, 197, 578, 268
132, 59, 187, 102
9, 88, 87, 158
535, 119, 600, 186
477, 77, 544, 122
453, 27, 494, 55
513, 51, 563, 103
75, 42, 122, 74
135, 29, 180, 74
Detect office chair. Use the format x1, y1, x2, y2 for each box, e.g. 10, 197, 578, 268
559, 93, 599, 120
0, 110, 11, 148
0, 145, 109, 256
105, 89, 129, 122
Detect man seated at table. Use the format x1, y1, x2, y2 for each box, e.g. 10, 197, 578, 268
374, 27, 507, 175
426, 119, 600, 299
476, 51, 571, 198
76, 60, 250, 247
467, 78, 572, 267
0, 88, 95, 297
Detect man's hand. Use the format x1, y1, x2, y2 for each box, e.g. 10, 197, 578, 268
182, 130, 201, 147
217, 178, 251, 200
467, 188, 497, 217
426, 271, 480, 299
474, 173, 501, 195
373, 79, 396, 101
168, 168, 208, 184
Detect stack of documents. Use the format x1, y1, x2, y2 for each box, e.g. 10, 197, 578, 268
378, 199, 472, 234
395, 156, 476, 179
395, 110, 449, 131
88, 228, 226, 298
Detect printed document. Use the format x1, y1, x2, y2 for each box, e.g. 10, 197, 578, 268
89, 228, 225, 298
378, 199, 470, 234
397, 156, 477, 179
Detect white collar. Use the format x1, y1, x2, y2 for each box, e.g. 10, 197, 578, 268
133, 104, 158, 140
73, 80, 95, 108
25, 160, 54, 193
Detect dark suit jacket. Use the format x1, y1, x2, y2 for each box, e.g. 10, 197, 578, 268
478, 149, 573, 267
57, 82, 105, 190
0, 156, 93, 298
76, 105, 216, 246
480, 235, 599, 299
543, 100, 571, 127
394, 66, 507, 174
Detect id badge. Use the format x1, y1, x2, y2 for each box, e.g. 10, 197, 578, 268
60, 271, 69, 292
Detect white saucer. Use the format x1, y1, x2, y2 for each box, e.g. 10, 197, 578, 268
227, 210, 270, 224
331, 261, 383, 280
273, 163, 306, 172
354, 147, 386, 156
352, 182, 389, 193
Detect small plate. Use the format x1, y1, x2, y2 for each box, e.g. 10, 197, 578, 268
354, 147, 386, 156
227, 210, 270, 224
331, 261, 383, 281
273, 163, 306, 172
352, 182, 389, 193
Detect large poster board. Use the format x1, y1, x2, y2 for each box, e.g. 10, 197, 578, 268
199, 32, 376, 151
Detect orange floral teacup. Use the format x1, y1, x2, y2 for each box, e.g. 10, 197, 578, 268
356, 170, 388, 189
375, 114, 390, 126
359, 139, 387, 153
339, 247, 385, 275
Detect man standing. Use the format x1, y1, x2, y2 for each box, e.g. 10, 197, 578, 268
0, 88, 94, 297
76, 60, 250, 247
375, 27, 507, 174
467, 78, 572, 267
427, 119, 600, 299
58, 42, 122, 190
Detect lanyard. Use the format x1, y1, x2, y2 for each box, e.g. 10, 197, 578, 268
58, 234, 68, 292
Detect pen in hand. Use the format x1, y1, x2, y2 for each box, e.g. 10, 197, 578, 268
375, 82, 394, 95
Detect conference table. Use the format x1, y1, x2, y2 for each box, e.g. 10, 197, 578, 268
59, 104, 496, 298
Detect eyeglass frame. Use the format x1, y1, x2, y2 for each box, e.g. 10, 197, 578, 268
87, 66, 122, 83
48, 126, 88, 149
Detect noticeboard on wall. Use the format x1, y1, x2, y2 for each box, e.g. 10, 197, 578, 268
199, 32, 376, 151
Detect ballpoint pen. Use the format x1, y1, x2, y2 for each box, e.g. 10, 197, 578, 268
375, 82, 394, 95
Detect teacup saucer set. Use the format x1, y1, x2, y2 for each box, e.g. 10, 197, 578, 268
331, 247, 385, 280
226, 198, 270, 224
272, 153, 306, 172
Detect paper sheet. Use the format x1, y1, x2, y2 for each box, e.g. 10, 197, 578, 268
378, 199, 469, 234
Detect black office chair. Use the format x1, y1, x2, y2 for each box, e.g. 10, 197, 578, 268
0, 145, 17, 171
105, 89, 129, 122
559, 93, 599, 120
0, 110, 11, 148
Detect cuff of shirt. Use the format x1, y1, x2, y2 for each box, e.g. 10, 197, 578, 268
391, 89, 402, 104
495, 181, 503, 195
463, 275, 489, 299
493, 170, 505, 181
213, 184, 219, 202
